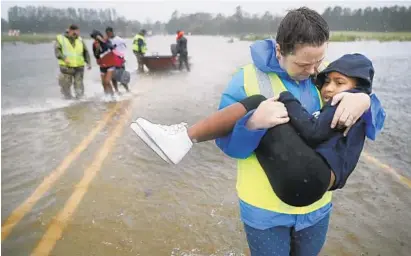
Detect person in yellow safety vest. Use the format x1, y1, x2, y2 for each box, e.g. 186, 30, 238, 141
215, 8, 381, 255
129, 7, 386, 256
132, 29, 147, 72
54, 24, 91, 99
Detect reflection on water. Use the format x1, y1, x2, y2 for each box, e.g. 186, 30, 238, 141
1, 37, 411, 255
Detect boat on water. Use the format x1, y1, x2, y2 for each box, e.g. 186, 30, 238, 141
140, 44, 190, 72
141, 55, 178, 71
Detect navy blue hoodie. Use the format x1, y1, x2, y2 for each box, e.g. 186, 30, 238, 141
278, 53, 376, 190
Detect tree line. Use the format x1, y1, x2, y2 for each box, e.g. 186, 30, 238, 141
2, 5, 411, 36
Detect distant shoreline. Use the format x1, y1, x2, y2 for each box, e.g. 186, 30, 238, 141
2, 31, 411, 44
1, 34, 57, 44
239, 31, 411, 42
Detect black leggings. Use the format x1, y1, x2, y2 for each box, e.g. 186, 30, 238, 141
240, 95, 331, 207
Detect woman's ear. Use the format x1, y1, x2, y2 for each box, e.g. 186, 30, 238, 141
275, 43, 282, 61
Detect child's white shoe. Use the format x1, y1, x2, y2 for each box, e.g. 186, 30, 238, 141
130, 118, 193, 164
130, 122, 172, 164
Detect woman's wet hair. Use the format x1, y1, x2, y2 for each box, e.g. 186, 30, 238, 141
276, 7, 329, 56
90, 30, 103, 40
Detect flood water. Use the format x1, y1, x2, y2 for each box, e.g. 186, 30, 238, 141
1, 36, 411, 255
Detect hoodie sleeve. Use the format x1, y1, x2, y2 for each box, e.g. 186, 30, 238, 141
215, 70, 268, 159
280, 91, 386, 143
278, 91, 339, 147
362, 94, 386, 140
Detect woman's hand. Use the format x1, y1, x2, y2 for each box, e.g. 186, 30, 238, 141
246, 96, 290, 130
331, 92, 371, 136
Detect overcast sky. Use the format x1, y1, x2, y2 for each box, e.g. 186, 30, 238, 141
2, 0, 411, 22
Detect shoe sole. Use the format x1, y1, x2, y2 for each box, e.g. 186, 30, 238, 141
136, 118, 192, 165
130, 122, 172, 164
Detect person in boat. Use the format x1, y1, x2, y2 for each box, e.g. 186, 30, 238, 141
132, 29, 147, 72
54, 24, 91, 99
176, 30, 190, 71
90, 29, 125, 97
105, 27, 130, 93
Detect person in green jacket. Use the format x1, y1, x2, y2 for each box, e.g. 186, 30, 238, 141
132, 29, 147, 72
54, 24, 91, 99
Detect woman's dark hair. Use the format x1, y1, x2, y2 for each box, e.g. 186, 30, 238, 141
90, 29, 103, 40
276, 7, 329, 56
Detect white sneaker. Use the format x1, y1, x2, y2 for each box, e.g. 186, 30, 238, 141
133, 118, 193, 164
130, 122, 172, 164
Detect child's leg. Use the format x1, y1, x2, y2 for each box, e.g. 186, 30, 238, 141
188, 94, 267, 143
256, 123, 332, 207
111, 78, 119, 92
187, 103, 246, 143
131, 94, 266, 164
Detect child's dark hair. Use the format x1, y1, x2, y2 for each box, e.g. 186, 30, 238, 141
90, 30, 103, 39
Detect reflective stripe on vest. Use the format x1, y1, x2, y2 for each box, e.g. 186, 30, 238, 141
56, 35, 85, 68
132, 34, 147, 53
236, 63, 332, 214
317, 60, 330, 73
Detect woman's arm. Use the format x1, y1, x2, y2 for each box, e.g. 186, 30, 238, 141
215, 70, 268, 159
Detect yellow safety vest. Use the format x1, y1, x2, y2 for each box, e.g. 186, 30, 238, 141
56, 35, 85, 68
317, 61, 329, 73
236, 64, 332, 214
132, 34, 147, 53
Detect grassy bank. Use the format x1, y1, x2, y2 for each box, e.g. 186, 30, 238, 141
2, 31, 411, 44
330, 31, 411, 42
1, 34, 56, 44
240, 31, 411, 42
1, 34, 135, 44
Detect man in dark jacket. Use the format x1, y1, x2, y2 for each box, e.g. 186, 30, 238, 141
176, 30, 190, 71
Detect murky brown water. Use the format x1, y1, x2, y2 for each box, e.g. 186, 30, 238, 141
2, 36, 411, 255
